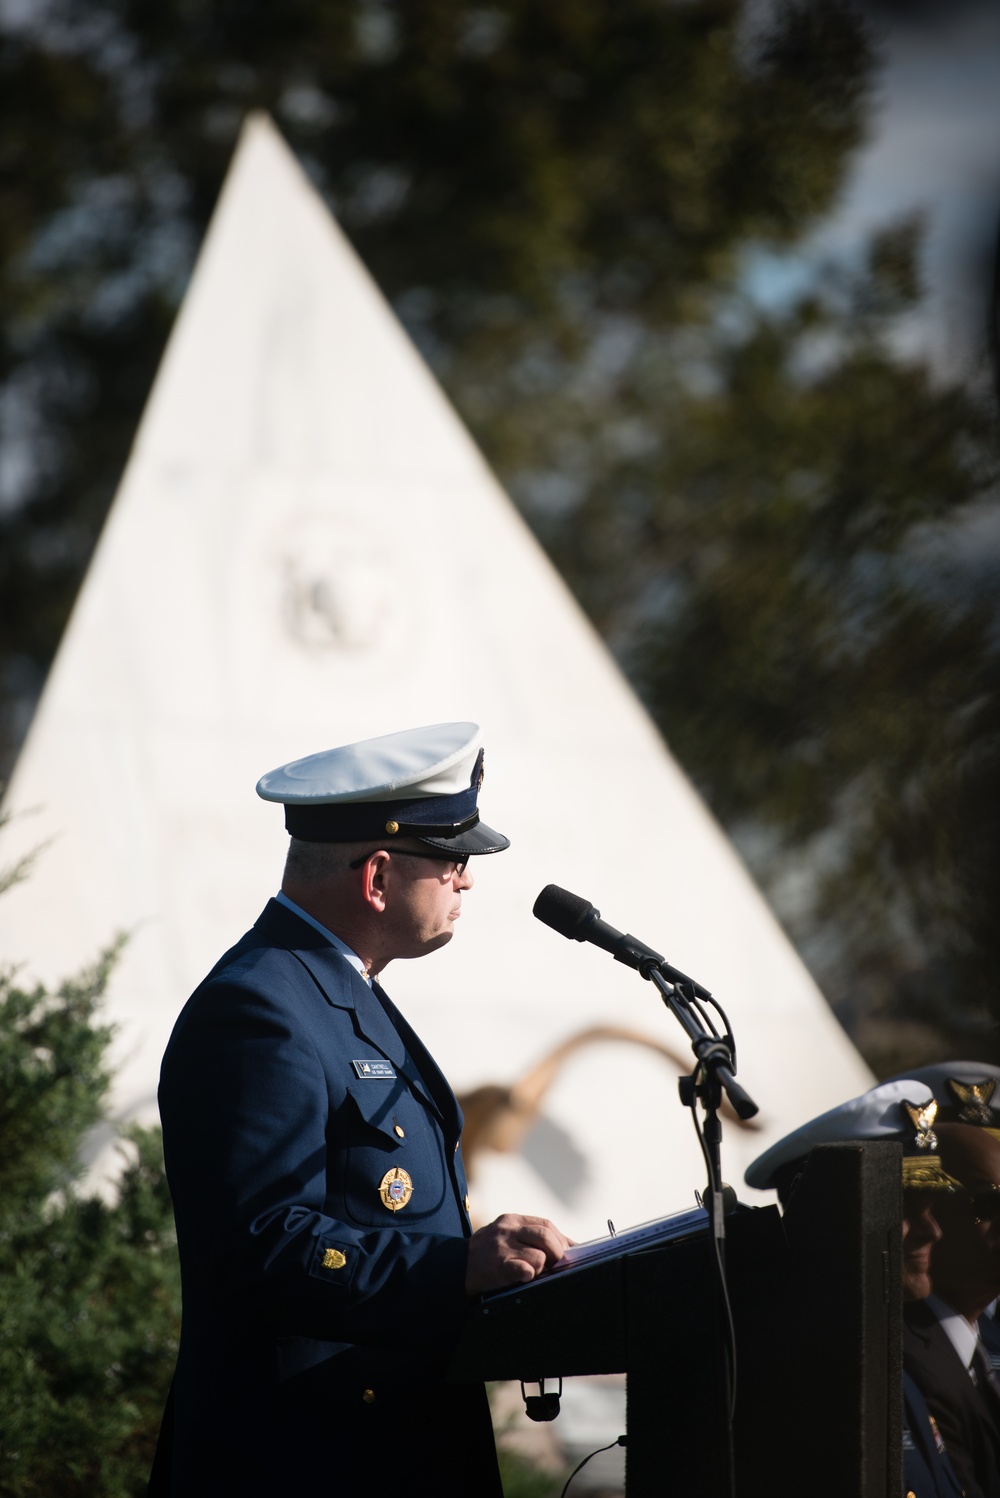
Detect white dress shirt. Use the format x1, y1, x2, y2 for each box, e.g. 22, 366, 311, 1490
926, 1292, 981, 1379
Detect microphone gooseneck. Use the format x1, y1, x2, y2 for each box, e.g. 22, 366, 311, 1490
532, 883, 757, 1123
533, 884, 708, 996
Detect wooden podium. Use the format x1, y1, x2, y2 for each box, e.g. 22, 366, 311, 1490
451, 1142, 902, 1497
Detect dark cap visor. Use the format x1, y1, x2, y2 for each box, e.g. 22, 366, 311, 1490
416, 820, 510, 856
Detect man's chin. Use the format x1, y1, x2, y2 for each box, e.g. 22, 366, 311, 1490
400, 930, 454, 960
903, 1270, 932, 1302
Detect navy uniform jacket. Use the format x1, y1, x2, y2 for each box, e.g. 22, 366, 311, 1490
154, 899, 501, 1495
903, 1371, 964, 1498
979, 1307, 1000, 1372
904, 1299, 1000, 1498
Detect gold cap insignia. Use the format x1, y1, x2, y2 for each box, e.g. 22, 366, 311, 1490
948, 1079, 997, 1126
379, 1166, 414, 1212
385, 820, 399, 835
902, 1155, 958, 1190
903, 1098, 939, 1151
322, 1248, 347, 1270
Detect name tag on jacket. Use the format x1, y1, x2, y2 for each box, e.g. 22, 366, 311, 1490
351, 1059, 396, 1079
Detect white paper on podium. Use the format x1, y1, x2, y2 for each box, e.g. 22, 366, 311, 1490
483, 1203, 709, 1300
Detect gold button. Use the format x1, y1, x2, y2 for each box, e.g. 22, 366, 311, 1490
322, 1248, 346, 1270
385, 820, 399, 834
394, 1124, 405, 1138
464, 1194, 471, 1214
362, 1388, 376, 1404
454, 1139, 460, 1153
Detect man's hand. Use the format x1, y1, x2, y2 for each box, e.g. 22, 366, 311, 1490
465, 1214, 573, 1296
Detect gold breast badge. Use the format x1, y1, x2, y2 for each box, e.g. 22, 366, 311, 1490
379, 1166, 414, 1212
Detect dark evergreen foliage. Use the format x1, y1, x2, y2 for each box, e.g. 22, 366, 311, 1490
0, 937, 178, 1496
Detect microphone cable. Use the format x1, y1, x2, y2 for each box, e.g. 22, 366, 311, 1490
692, 1093, 739, 1429
559, 1435, 627, 1498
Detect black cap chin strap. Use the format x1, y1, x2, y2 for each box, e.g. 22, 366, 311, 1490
283, 805, 480, 841
379, 812, 481, 839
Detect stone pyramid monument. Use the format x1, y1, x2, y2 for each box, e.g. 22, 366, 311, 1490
0, 115, 871, 1238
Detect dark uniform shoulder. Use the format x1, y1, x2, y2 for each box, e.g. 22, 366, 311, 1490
164, 900, 356, 1061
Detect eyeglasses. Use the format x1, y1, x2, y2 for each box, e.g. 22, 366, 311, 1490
967, 1190, 1000, 1224
348, 848, 471, 877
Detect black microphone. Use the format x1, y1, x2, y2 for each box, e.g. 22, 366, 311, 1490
532, 885, 712, 999
533, 885, 758, 1121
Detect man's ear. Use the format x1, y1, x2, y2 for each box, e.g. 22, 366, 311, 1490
360, 851, 391, 913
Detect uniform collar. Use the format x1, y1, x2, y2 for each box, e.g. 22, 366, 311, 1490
253, 898, 407, 1077
274, 890, 370, 983
253, 899, 460, 1133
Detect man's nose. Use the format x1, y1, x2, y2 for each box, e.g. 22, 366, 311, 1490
916, 1204, 943, 1243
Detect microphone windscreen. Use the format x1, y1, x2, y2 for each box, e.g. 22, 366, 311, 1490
532, 885, 595, 940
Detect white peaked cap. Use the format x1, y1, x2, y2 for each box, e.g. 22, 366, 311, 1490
257, 722, 481, 804
256, 722, 508, 854
744, 1079, 935, 1191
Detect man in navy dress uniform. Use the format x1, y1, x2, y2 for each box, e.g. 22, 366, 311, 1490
902, 1121, 1000, 1498
745, 1080, 964, 1498
151, 722, 570, 1495
884, 1064, 1000, 1498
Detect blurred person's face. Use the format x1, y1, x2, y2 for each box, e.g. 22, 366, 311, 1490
902, 1190, 943, 1300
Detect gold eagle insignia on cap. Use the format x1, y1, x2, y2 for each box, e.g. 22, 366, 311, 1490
379, 1166, 414, 1212
903, 1098, 939, 1151
948, 1079, 996, 1125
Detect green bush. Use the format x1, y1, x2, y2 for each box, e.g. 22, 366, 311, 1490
0, 944, 179, 1497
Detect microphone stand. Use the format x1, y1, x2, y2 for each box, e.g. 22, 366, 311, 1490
532, 889, 760, 1492
639, 959, 759, 1498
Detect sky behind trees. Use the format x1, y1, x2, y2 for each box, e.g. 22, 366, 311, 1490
801, 1, 1000, 370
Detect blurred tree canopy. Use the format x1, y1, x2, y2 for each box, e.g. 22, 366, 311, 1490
0, 0, 998, 1068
